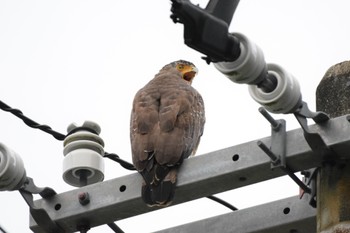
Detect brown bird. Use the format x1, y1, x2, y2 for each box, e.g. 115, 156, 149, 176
130, 60, 205, 207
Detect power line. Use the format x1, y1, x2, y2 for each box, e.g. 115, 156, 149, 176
0, 100, 66, 140
0, 225, 7, 233
207, 195, 238, 211
107, 223, 124, 233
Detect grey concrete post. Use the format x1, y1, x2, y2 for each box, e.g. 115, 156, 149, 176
316, 60, 350, 233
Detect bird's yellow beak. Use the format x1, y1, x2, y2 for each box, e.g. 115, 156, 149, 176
182, 65, 198, 83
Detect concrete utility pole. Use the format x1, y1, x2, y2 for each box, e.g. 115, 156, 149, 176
316, 60, 350, 233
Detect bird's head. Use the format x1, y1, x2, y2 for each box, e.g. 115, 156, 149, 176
165, 60, 198, 84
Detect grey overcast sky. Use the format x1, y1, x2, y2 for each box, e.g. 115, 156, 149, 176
1, 0, 350, 232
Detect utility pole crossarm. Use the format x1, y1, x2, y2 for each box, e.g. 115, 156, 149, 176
155, 195, 316, 233
30, 115, 350, 233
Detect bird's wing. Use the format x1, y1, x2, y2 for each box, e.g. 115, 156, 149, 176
155, 84, 205, 165
130, 72, 205, 171
130, 86, 160, 171
188, 90, 205, 156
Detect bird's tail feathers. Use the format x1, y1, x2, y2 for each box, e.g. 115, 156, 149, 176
141, 167, 177, 207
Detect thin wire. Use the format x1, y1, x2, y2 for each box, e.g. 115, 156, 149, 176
207, 195, 238, 211
104, 153, 136, 171
0, 225, 7, 233
0, 100, 65, 140
107, 223, 124, 233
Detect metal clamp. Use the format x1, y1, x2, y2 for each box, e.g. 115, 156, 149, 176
292, 101, 333, 208
257, 107, 286, 170
294, 101, 333, 159
19, 177, 64, 233
257, 107, 311, 196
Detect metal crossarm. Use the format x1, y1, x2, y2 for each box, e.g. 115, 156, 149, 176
30, 115, 350, 232
155, 195, 316, 233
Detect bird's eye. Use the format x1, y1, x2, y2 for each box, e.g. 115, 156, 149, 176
178, 65, 184, 70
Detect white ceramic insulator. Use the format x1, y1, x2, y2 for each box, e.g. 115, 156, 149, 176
63, 123, 105, 187
214, 32, 266, 84
248, 63, 302, 114
0, 143, 26, 191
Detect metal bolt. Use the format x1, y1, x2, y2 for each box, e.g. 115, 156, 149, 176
346, 115, 350, 122
78, 192, 90, 205
257, 140, 279, 163
258, 107, 280, 130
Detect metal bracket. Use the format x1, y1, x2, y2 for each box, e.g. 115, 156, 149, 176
170, 0, 241, 63
257, 107, 287, 169
19, 177, 64, 233
292, 102, 332, 208
257, 102, 331, 208
294, 101, 333, 159
257, 107, 311, 195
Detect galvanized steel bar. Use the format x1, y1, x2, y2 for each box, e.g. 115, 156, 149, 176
29, 115, 350, 232
154, 195, 316, 233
